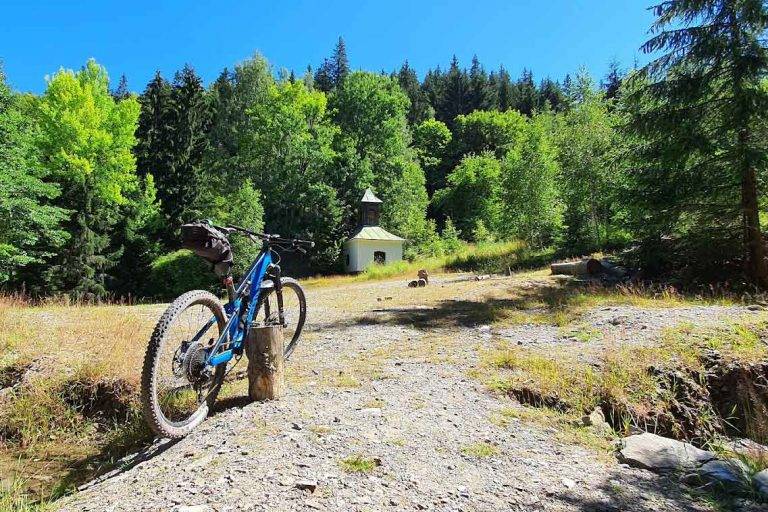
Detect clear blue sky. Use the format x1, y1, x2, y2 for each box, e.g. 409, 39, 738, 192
1, 0, 656, 93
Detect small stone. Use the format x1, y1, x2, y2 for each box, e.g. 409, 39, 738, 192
305, 498, 323, 509
561, 477, 576, 489
581, 408, 607, 428
291, 422, 303, 431
747, 304, 765, 311
295, 479, 318, 492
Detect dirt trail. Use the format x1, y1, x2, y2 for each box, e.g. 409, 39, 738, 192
56, 275, 749, 511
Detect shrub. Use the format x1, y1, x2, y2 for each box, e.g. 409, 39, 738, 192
148, 250, 215, 300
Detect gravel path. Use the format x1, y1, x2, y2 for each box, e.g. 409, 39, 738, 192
56, 276, 754, 512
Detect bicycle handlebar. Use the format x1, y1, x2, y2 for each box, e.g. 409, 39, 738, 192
210, 222, 315, 249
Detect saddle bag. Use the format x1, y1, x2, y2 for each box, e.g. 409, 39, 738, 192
181, 222, 233, 270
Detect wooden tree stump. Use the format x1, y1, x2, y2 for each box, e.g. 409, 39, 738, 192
245, 325, 285, 401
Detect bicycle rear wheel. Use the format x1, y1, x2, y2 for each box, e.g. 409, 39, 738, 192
141, 290, 227, 439
259, 277, 306, 359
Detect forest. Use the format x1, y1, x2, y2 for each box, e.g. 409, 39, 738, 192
2, 0, 768, 299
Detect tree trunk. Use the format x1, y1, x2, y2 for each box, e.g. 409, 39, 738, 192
245, 325, 285, 401
729, 9, 768, 288
740, 152, 768, 288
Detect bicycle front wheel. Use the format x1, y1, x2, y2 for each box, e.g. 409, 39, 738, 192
141, 290, 227, 439
259, 277, 306, 359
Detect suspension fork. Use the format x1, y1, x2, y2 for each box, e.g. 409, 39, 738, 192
266, 263, 285, 327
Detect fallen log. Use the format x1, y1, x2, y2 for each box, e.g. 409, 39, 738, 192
550, 258, 604, 276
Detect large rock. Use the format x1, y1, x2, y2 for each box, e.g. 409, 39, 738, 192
618, 433, 715, 471
681, 460, 749, 491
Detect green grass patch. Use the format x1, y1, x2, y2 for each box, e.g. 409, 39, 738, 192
460, 441, 499, 458
339, 454, 380, 473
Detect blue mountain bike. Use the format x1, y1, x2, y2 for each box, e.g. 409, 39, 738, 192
140, 221, 312, 438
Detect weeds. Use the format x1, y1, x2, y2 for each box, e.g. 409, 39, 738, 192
480, 314, 768, 444
0, 475, 51, 512
461, 442, 499, 458
339, 454, 380, 473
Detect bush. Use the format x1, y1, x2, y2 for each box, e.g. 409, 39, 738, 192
148, 250, 216, 300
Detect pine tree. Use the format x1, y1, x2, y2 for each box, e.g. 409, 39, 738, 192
165, 65, 210, 232
601, 60, 623, 101
136, 66, 211, 245
112, 74, 130, 100
314, 58, 334, 92
515, 68, 537, 116
422, 67, 445, 118
440, 55, 471, 127
468, 55, 496, 111
331, 36, 350, 87
625, 0, 768, 285
496, 65, 515, 111
397, 60, 433, 125
537, 78, 566, 112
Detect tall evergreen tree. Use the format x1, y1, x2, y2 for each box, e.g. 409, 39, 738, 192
422, 67, 445, 118
112, 74, 130, 100
537, 78, 566, 112
314, 59, 334, 92
626, 0, 768, 285
397, 60, 433, 125
439, 56, 471, 127
136, 66, 211, 245
331, 36, 350, 86
496, 65, 515, 111
468, 55, 496, 111
602, 60, 623, 101
515, 68, 537, 116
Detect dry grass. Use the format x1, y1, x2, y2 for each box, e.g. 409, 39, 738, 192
480, 313, 768, 440
490, 406, 616, 458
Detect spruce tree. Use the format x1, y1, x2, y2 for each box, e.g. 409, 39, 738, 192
136, 66, 211, 245
626, 0, 768, 285
165, 65, 210, 232
112, 74, 130, 100
397, 60, 433, 125
314, 58, 334, 92
468, 55, 496, 111
496, 65, 515, 111
331, 36, 350, 87
422, 67, 445, 118
601, 60, 623, 100
537, 78, 566, 112
440, 56, 471, 127
515, 69, 537, 116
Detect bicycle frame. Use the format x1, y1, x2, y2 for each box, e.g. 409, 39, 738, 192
192, 244, 274, 368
